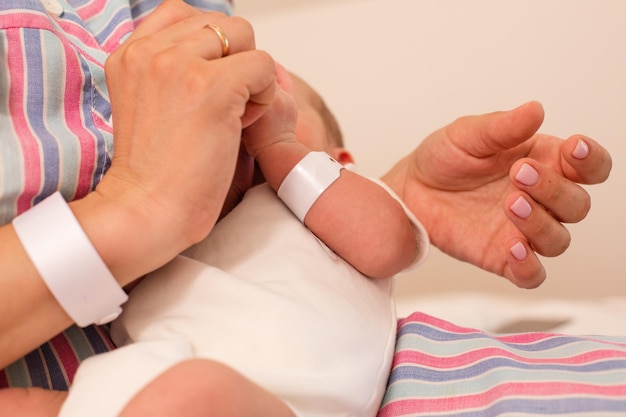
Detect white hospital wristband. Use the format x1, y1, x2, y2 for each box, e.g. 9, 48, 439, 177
277, 151, 344, 222
12, 192, 128, 327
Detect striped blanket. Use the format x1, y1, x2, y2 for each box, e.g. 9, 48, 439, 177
3, 313, 626, 415
0, 325, 114, 390
378, 312, 626, 416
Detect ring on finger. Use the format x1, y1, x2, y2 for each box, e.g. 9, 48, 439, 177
204, 23, 230, 57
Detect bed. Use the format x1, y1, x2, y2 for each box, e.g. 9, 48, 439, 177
4, 294, 626, 415
379, 294, 626, 416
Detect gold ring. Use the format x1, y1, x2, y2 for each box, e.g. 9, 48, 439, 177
204, 23, 230, 57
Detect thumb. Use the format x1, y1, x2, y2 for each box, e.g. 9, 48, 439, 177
449, 101, 545, 158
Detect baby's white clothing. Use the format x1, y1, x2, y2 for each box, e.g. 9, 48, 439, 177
60, 180, 428, 417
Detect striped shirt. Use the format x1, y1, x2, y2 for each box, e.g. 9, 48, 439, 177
0, 0, 231, 389
0, 0, 232, 225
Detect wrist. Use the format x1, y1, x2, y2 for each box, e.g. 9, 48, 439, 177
13, 192, 128, 326
254, 141, 311, 191
93, 162, 229, 246
70, 186, 189, 288
276, 151, 345, 222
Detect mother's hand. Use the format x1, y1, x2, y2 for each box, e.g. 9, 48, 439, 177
382, 101, 612, 288
88, 1, 278, 282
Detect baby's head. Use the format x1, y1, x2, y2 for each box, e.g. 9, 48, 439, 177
288, 72, 353, 165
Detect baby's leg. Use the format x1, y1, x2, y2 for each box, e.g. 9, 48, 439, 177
0, 387, 67, 417
120, 358, 296, 417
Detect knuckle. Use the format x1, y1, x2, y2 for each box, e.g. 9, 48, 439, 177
151, 50, 176, 73
228, 16, 255, 37
250, 49, 275, 66
113, 40, 151, 74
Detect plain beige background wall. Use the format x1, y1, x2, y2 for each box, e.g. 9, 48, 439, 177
234, 0, 625, 307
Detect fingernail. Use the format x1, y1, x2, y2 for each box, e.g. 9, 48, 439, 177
572, 139, 589, 160
510, 241, 527, 261
515, 163, 539, 186
510, 196, 532, 219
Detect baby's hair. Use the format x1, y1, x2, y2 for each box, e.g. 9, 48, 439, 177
289, 72, 344, 148
317, 97, 344, 148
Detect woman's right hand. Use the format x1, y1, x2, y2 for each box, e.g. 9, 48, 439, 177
79, 0, 278, 283
1, 0, 278, 367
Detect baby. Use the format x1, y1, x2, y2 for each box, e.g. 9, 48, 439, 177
55, 67, 429, 417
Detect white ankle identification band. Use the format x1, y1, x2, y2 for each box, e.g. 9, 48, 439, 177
277, 151, 344, 222
12, 192, 128, 327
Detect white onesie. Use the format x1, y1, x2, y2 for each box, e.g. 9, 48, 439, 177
60, 180, 428, 417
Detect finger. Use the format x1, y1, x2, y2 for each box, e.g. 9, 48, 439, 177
561, 134, 613, 184
448, 101, 545, 158
241, 96, 276, 129
510, 159, 591, 223
275, 62, 294, 93
220, 144, 254, 219
206, 50, 277, 128
165, 15, 255, 59
504, 190, 571, 257
131, 0, 203, 39
504, 239, 546, 289
135, 14, 255, 60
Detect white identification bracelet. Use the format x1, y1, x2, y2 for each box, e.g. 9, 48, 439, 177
13, 192, 128, 327
277, 151, 344, 222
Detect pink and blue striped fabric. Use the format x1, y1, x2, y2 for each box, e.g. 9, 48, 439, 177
0, 0, 231, 389
378, 312, 626, 416
0, 325, 116, 390
0, 0, 232, 225
0, 1, 117, 223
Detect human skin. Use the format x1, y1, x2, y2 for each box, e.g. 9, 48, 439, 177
0, 1, 277, 370
242, 66, 420, 279
382, 101, 612, 288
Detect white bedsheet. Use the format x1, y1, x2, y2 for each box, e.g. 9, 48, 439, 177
395, 293, 626, 336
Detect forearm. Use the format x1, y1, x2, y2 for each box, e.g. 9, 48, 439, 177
0, 223, 72, 368
256, 143, 418, 279
0, 190, 196, 368
308, 172, 418, 278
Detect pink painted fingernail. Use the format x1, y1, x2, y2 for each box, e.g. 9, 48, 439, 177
510, 196, 532, 219
572, 139, 589, 159
515, 163, 539, 186
510, 242, 528, 261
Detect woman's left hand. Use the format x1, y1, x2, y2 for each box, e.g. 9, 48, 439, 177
382, 101, 612, 288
